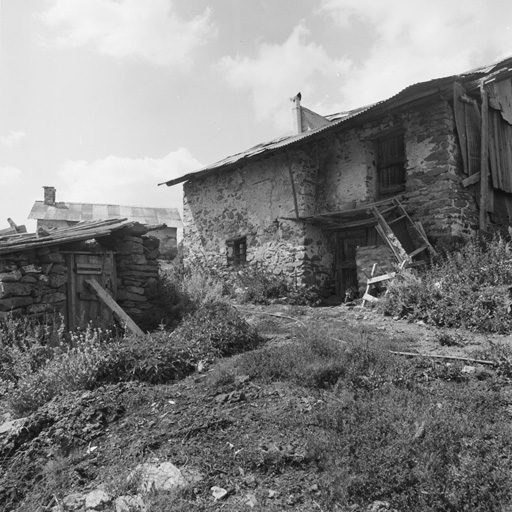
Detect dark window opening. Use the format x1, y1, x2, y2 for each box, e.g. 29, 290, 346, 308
376, 132, 406, 198
226, 236, 247, 266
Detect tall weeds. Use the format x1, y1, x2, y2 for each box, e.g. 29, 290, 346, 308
380, 233, 512, 332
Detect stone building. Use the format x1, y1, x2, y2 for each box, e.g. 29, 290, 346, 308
0, 219, 160, 333
29, 188, 182, 259
162, 57, 512, 298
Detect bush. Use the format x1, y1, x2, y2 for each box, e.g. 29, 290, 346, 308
170, 301, 262, 361
379, 233, 512, 333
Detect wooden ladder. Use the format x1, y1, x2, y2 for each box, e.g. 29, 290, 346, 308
371, 198, 436, 267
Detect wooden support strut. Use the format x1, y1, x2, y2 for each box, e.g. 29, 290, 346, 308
85, 279, 145, 337
285, 153, 300, 220
479, 83, 489, 231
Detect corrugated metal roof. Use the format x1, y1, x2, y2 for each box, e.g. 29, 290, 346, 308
0, 219, 138, 255
28, 202, 183, 228
161, 56, 512, 188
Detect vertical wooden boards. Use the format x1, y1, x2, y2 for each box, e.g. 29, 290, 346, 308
480, 85, 489, 230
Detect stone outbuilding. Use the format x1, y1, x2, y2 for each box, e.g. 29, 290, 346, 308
28, 187, 183, 259
162, 57, 512, 298
0, 219, 161, 333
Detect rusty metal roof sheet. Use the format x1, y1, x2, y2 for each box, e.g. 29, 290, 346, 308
28, 202, 183, 228
0, 218, 142, 255
161, 56, 512, 188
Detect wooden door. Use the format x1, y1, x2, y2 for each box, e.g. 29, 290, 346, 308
66, 252, 117, 331
334, 231, 366, 298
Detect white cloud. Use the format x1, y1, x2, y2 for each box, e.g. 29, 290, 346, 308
0, 166, 22, 187
217, 24, 351, 131
57, 148, 202, 214
0, 131, 26, 148
41, 0, 215, 68
319, 0, 512, 109
0, 166, 22, 185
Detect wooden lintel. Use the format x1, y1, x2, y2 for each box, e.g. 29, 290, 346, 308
85, 279, 145, 337
462, 172, 481, 188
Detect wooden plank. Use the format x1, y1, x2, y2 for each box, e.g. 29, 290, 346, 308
66, 254, 77, 332
367, 272, 396, 285
453, 82, 469, 174
85, 279, 144, 336
387, 214, 407, 225
480, 84, 489, 230
285, 153, 300, 220
462, 172, 481, 187
372, 208, 410, 264
362, 293, 379, 303
408, 246, 428, 258
389, 351, 495, 366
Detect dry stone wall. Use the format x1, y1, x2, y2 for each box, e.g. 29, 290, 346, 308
114, 232, 160, 321
0, 246, 68, 320
0, 228, 160, 328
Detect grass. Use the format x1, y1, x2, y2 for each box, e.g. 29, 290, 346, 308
3, 246, 512, 511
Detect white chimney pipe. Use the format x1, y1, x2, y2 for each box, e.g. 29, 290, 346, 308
290, 92, 302, 135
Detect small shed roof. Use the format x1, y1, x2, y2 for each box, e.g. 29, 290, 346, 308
0, 218, 140, 255
28, 202, 183, 228
160, 56, 512, 188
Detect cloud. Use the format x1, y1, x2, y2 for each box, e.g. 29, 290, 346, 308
0, 131, 26, 148
217, 24, 351, 131
319, 0, 512, 109
41, 0, 215, 68
57, 148, 202, 214
0, 166, 22, 186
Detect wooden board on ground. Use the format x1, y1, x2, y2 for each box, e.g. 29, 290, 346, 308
85, 278, 144, 337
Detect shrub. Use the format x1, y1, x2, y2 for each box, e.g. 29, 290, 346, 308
171, 301, 261, 361
379, 233, 512, 333
136, 269, 196, 332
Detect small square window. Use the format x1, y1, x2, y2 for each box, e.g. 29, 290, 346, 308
226, 236, 247, 266
376, 132, 406, 198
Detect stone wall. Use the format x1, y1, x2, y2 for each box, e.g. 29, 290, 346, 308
182, 95, 479, 293
0, 246, 68, 320
114, 232, 160, 321
183, 149, 334, 290
0, 228, 160, 327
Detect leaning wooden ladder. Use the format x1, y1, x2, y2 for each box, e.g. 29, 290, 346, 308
362, 199, 436, 305
371, 198, 437, 268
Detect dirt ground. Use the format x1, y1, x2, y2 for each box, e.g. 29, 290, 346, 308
1, 303, 510, 511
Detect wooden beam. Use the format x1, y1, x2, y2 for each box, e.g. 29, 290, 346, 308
372, 207, 410, 265
285, 153, 300, 220
479, 83, 489, 231
367, 272, 396, 285
85, 278, 145, 337
389, 351, 495, 366
462, 172, 481, 188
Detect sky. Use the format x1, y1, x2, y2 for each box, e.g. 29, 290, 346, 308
1, 0, 511, 232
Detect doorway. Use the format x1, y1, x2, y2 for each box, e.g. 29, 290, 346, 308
334, 230, 367, 298
65, 252, 117, 331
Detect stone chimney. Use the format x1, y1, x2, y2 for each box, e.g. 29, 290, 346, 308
290, 92, 302, 135
43, 186, 56, 206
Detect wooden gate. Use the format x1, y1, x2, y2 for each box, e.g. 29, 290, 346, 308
334, 230, 366, 298
66, 252, 117, 331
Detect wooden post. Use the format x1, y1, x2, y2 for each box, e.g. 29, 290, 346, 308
479, 83, 489, 231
